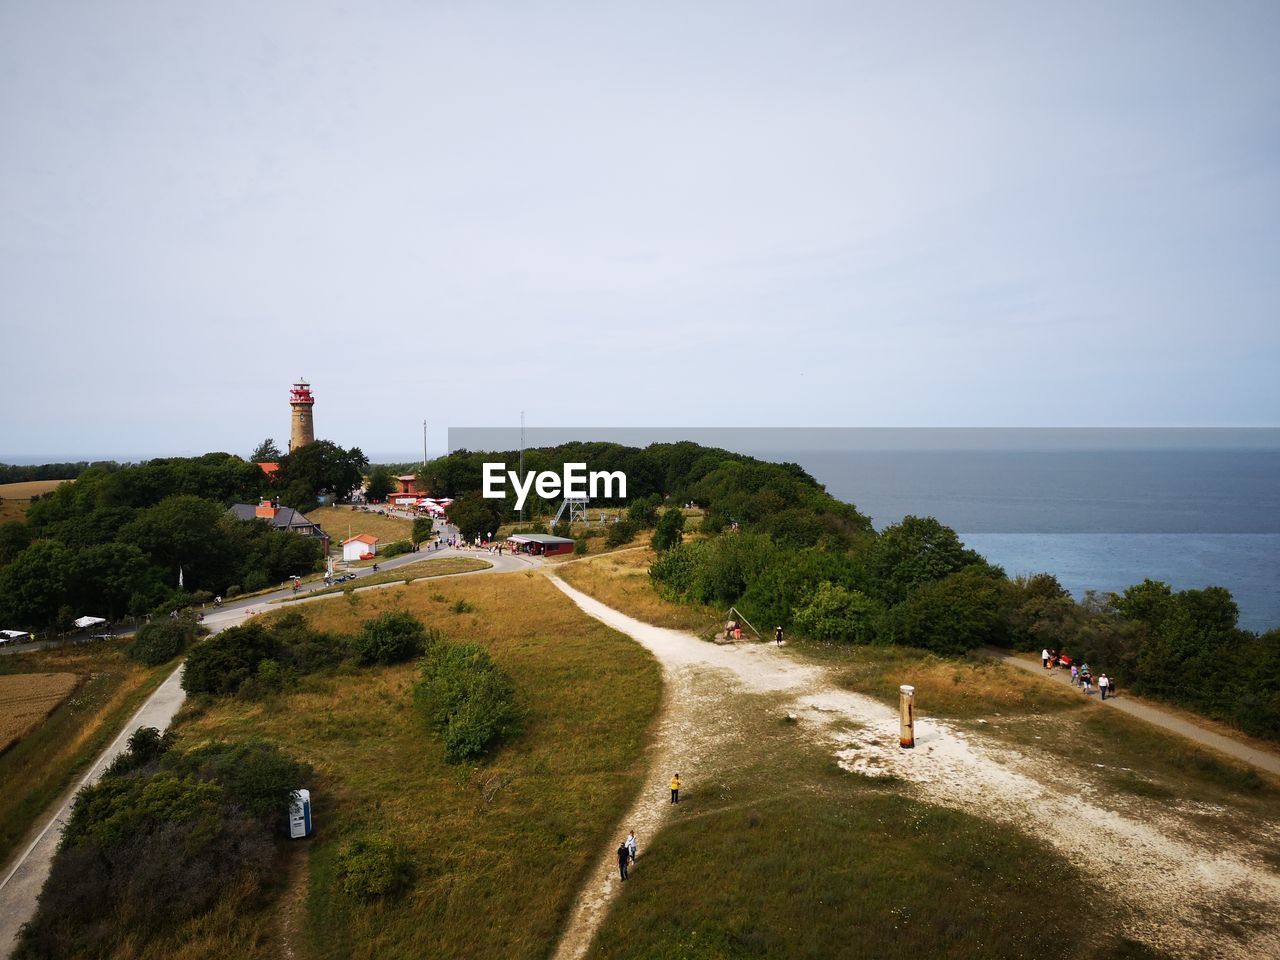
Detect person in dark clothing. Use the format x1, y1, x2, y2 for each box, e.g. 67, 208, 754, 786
617, 842, 629, 880
775, 626, 784, 646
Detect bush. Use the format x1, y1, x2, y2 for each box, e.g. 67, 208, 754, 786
452, 599, 475, 614
793, 582, 883, 644
552, 521, 573, 539
351, 610, 429, 665
127, 614, 204, 666
886, 568, 1007, 656
574, 537, 589, 555
18, 736, 308, 960
626, 495, 660, 528
381, 540, 413, 558
337, 837, 414, 900
182, 623, 281, 695
605, 519, 637, 548
651, 508, 685, 553
414, 642, 520, 763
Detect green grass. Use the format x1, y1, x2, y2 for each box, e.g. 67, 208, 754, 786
587, 706, 1157, 960
173, 572, 663, 960
277, 556, 491, 602
0, 640, 172, 865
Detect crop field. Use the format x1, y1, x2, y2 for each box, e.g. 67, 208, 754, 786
0, 479, 68, 522
0, 672, 79, 753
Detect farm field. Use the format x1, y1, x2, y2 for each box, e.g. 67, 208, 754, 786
0, 641, 172, 866
0, 479, 68, 522
0, 672, 79, 753
170, 571, 663, 960
306, 506, 413, 547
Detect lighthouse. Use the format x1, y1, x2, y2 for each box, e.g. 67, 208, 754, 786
289, 378, 316, 452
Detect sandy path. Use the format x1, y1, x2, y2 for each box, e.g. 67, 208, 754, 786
547, 575, 1280, 960
994, 650, 1280, 776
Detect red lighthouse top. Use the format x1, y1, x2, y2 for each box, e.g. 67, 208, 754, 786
290, 378, 314, 406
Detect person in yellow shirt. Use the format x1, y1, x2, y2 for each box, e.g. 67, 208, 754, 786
670, 773, 680, 804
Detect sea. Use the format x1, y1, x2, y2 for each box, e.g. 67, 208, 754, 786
790, 449, 1280, 634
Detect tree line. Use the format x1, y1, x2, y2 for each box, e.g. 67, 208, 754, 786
0, 442, 366, 631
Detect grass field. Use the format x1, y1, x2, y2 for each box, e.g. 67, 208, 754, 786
587, 700, 1150, 960
557, 549, 724, 634
305, 506, 414, 547
0, 479, 68, 522
0, 641, 172, 866
277, 556, 491, 602
0, 672, 79, 753
171, 572, 663, 960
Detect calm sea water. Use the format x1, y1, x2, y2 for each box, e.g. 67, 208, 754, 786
792, 450, 1280, 634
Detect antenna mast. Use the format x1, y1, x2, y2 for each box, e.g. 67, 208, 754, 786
519, 411, 525, 522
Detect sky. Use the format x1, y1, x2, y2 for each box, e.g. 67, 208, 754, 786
1, 0, 1278, 460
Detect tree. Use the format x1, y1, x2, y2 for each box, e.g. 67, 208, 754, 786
412, 517, 434, 547
0, 540, 73, 630
866, 515, 990, 605
651, 508, 686, 553
250, 438, 282, 462
277, 441, 368, 502
448, 493, 505, 542
366, 466, 394, 503
887, 567, 1007, 656
119, 495, 233, 591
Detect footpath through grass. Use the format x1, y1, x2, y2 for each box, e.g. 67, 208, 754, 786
173, 571, 662, 960
588, 700, 1153, 960
558, 548, 724, 635
0, 640, 171, 866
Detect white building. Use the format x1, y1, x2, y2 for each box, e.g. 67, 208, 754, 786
341, 534, 379, 562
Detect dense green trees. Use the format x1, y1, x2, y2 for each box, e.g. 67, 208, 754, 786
0, 453, 326, 631
277, 440, 367, 503
250, 438, 282, 462
448, 492, 505, 542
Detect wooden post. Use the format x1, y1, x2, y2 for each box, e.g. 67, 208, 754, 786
899, 684, 915, 749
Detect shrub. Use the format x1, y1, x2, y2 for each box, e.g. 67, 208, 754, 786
626, 495, 660, 528
414, 643, 520, 763
552, 521, 573, 539
182, 623, 281, 695
574, 537, 589, 555
651, 508, 685, 553
452, 599, 475, 614
381, 540, 413, 558
337, 836, 414, 900
605, 520, 637, 548
103, 725, 178, 778
18, 735, 307, 960
127, 614, 204, 665
351, 610, 429, 665
886, 568, 1007, 656
793, 582, 884, 644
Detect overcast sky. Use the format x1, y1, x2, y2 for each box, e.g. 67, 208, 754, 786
2, 0, 1278, 459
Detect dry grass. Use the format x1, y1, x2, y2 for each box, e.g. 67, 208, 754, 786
305, 506, 413, 546
174, 572, 663, 960
0, 673, 79, 753
556, 549, 724, 634
0, 642, 171, 864
0, 479, 68, 522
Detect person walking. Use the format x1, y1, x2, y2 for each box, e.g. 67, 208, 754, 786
670, 773, 681, 804
617, 842, 629, 881
1071, 664, 1079, 686
627, 830, 638, 864
775, 626, 784, 646
1099, 674, 1110, 700
1042, 648, 1051, 669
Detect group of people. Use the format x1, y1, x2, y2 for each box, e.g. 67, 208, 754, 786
615, 774, 683, 882
1041, 649, 1117, 700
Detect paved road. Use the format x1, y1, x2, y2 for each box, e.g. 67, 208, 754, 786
994, 650, 1280, 777
0, 533, 527, 959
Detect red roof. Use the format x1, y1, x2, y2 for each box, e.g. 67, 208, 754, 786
257, 462, 281, 476
342, 534, 379, 545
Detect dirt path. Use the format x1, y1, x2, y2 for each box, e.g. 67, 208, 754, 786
993, 650, 1280, 776
547, 575, 1280, 960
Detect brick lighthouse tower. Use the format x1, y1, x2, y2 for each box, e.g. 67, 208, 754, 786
289, 378, 316, 452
